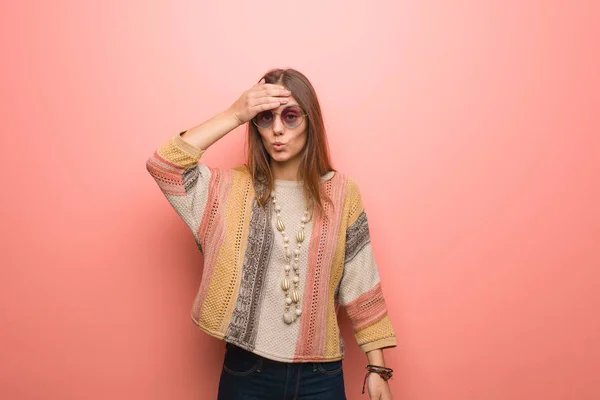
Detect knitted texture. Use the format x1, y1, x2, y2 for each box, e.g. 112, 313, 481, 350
146, 132, 397, 362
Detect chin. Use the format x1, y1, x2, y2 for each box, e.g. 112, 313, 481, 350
270, 154, 290, 163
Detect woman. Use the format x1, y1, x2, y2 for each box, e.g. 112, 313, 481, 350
146, 68, 396, 399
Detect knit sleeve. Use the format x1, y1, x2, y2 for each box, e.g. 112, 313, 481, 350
338, 180, 397, 353
145, 131, 212, 252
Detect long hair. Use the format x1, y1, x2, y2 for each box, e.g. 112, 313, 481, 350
246, 68, 335, 218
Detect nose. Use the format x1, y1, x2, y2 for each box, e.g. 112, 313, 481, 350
272, 114, 284, 135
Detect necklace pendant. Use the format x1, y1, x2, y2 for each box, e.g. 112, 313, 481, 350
283, 312, 294, 324
277, 218, 285, 232
291, 290, 300, 303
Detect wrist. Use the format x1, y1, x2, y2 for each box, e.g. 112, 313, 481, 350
222, 108, 244, 127
366, 348, 385, 366
362, 364, 394, 394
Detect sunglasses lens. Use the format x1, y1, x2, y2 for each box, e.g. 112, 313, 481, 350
281, 106, 304, 128
254, 111, 274, 128
253, 106, 305, 129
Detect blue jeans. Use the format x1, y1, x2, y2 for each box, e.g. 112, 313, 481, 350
217, 343, 347, 400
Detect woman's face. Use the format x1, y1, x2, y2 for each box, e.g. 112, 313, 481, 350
255, 97, 307, 166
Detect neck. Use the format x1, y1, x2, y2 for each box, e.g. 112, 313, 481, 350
271, 158, 302, 181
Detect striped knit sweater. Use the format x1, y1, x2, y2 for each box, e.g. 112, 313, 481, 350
146, 132, 397, 362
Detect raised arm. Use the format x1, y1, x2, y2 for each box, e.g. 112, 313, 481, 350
145, 80, 292, 249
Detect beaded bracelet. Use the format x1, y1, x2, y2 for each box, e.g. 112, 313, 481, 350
362, 364, 394, 394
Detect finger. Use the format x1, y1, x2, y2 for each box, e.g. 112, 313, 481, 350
253, 84, 291, 98
251, 78, 266, 89
254, 82, 289, 91
251, 96, 289, 107
254, 100, 283, 112
254, 87, 291, 99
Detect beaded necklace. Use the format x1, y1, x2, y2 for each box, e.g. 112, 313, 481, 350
271, 190, 308, 324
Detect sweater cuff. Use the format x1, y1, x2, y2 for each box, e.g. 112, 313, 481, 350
173, 130, 206, 160
359, 336, 397, 353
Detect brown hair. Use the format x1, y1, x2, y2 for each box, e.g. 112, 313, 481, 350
245, 68, 335, 218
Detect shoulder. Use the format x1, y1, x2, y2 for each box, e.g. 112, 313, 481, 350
335, 173, 366, 225
195, 164, 251, 188
230, 164, 253, 186
321, 170, 355, 190
320, 169, 362, 203
232, 164, 251, 176
203, 163, 250, 179
334, 171, 361, 201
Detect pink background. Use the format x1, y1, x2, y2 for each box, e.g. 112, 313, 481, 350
1, 1, 599, 399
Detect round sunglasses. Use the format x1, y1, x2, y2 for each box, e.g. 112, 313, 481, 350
252, 105, 308, 129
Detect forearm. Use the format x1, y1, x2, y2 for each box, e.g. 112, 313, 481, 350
180, 109, 241, 151
366, 348, 386, 367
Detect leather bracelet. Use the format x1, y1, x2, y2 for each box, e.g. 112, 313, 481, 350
362, 365, 393, 394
